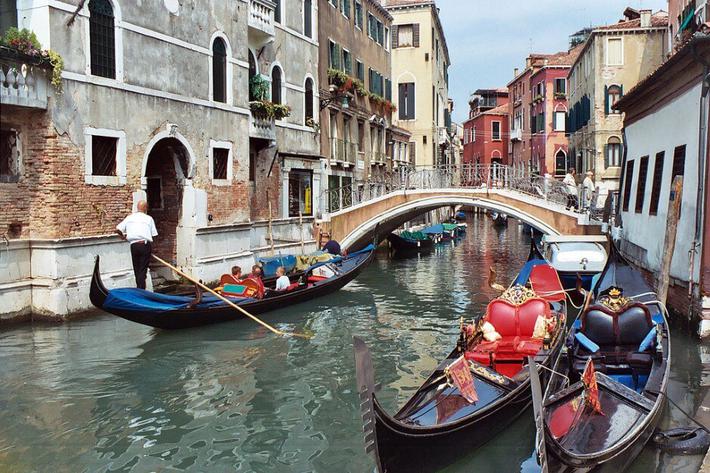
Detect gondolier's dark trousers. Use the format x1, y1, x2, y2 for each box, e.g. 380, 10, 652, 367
130, 241, 152, 289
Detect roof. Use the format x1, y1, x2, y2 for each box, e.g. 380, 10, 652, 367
545, 44, 583, 66
596, 12, 668, 31
481, 104, 509, 116
366, 0, 393, 21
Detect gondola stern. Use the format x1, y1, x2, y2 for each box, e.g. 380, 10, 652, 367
89, 255, 109, 309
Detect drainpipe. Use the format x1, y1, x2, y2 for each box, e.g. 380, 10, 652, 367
616, 125, 629, 229
690, 40, 710, 301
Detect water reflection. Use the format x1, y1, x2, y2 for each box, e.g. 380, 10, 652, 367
0, 214, 704, 472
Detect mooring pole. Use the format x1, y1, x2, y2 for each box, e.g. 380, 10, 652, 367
657, 175, 683, 307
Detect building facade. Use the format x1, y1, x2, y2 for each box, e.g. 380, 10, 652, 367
317, 0, 404, 212
669, 0, 709, 52
385, 0, 452, 167
507, 55, 547, 171
462, 89, 509, 166
0, 0, 320, 320
529, 47, 580, 176
567, 9, 668, 200
615, 34, 709, 336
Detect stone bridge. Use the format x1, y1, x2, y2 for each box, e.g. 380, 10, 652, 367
316, 165, 604, 251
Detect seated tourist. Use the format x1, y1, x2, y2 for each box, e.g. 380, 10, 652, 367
219, 266, 243, 287
274, 266, 291, 291
248, 264, 265, 298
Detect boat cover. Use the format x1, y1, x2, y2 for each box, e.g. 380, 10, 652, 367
258, 254, 297, 277
400, 231, 429, 241
442, 223, 459, 232
103, 288, 255, 312
422, 224, 445, 235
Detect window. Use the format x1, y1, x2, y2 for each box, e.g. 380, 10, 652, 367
385, 27, 390, 51
89, 0, 116, 79
329, 40, 341, 69
396, 24, 414, 47
274, 0, 281, 23
342, 0, 351, 18
0, 129, 20, 183
492, 121, 501, 141
606, 37, 623, 65
649, 151, 665, 215
409, 141, 416, 162
398, 82, 415, 120
305, 78, 314, 123
554, 78, 566, 95
671, 145, 686, 182
635, 156, 649, 213
606, 84, 623, 114
271, 66, 282, 105
472, 126, 476, 142
376, 20, 384, 45
249, 151, 256, 182
91, 136, 117, 176
605, 137, 621, 167
555, 150, 566, 176
343, 49, 352, 75
355, 1, 363, 29
304, 0, 312, 38
211, 147, 230, 181
212, 37, 227, 103
554, 111, 566, 131
622, 160, 634, 212
356, 60, 364, 82
385, 79, 391, 101
289, 170, 313, 217
358, 121, 365, 151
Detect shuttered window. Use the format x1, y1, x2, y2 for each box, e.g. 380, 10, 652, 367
398, 83, 415, 120
606, 37, 623, 65
356, 60, 364, 82
355, 2, 363, 29
649, 151, 664, 215
635, 156, 649, 213
622, 160, 634, 212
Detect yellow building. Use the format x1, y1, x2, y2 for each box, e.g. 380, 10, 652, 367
384, 0, 453, 167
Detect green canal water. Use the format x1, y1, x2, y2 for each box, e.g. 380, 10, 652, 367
0, 214, 706, 472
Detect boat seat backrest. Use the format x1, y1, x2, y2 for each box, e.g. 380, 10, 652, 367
529, 264, 565, 303
486, 298, 550, 338
582, 303, 653, 347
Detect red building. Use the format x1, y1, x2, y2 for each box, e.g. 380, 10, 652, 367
529, 47, 581, 175
463, 89, 510, 165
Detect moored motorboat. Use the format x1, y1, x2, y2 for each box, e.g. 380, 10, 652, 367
354, 246, 569, 473
540, 235, 607, 292
89, 245, 375, 329
531, 240, 670, 472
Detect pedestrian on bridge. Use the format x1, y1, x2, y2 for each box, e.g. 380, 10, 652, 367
563, 168, 579, 211
116, 200, 158, 290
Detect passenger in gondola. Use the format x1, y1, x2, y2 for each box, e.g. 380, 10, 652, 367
248, 264, 265, 299
274, 266, 291, 291
226, 266, 242, 284
321, 233, 342, 256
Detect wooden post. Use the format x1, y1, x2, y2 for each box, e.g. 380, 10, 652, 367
268, 201, 275, 256
299, 211, 305, 253
657, 176, 683, 306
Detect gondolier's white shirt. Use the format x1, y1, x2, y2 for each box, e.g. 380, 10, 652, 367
117, 212, 158, 243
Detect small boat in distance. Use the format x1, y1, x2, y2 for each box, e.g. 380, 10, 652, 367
490, 211, 508, 227
532, 240, 670, 472
89, 245, 375, 329
354, 242, 568, 473
386, 230, 434, 254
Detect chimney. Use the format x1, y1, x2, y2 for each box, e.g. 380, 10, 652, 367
525, 57, 531, 68
514, 67, 519, 77
640, 9, 651, 28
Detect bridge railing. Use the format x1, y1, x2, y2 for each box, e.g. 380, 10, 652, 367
319, 164, 577, 216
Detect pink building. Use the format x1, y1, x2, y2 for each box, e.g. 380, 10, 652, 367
463, 89, 510, 166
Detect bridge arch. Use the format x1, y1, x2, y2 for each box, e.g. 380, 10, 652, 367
338, 193, 562, 251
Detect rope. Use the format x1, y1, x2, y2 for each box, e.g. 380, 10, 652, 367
646, 390, 710, 433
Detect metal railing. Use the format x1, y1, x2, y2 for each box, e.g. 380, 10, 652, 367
319, 164, 582, 216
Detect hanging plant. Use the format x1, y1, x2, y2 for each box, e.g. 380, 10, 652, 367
352, 78, 368, 97
249, 74, 270, 101
1, 28, 64, 93
327, 68, 349, 88
250, 100, 292, 120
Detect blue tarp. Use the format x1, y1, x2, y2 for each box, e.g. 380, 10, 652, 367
422, 224, 445, 235
258, 254, 297, 278
513, 259, 547, 286
103, 288, 255, 313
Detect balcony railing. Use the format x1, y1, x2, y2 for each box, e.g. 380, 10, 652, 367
248, 0, 275, 43
249, 113, 276, 140
510, 128, 522, 141
0, 51, 49, 110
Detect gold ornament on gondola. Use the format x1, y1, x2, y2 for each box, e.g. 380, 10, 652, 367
598, 286, 631, 312
498, 284, 537, 306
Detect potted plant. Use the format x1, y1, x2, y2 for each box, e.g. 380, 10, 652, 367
0, 27, 64, 92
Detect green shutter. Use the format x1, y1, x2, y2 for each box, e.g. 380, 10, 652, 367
604, 85, 609, 115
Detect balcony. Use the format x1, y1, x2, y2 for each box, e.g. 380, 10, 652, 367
371, 151, 386, 165
437, 127, 450, 145
0, 50, 50, 110
249, 113, 275, 141
510, 128, 522, 141
329, 138, 356, 166
248, 0, 276, 46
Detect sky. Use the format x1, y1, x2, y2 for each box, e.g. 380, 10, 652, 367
436, 0, 668, 123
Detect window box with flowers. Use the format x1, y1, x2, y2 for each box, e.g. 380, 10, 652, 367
0, 28, 63, 93
554, 92, 567, 99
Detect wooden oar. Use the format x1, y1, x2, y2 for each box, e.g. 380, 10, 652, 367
151, 254, 312, 339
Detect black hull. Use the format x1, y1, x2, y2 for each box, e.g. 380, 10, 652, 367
386, 233, 434, 252
90, 249, 375, 329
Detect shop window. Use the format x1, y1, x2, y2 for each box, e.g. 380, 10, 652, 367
649, 151, 664, 215
89, 0, 116, 79
0, 129, 20, 183
622, 160, 634, 212
635, 156, 649, 213
289, 170, 313, 217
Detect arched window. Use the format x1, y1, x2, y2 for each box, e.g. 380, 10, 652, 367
271, 66, 283, 105
606, 136, 622, 167
89, 0, 115, 79
212, 38, 227, 103
304, 78, 314, 123
606, 84, 623, 114
555, 149, 567, 176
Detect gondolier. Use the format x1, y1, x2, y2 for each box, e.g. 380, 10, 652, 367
116, 200, 158, 289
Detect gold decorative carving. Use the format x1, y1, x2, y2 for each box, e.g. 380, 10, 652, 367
597, 287, 631, 312
498, 284, 537, 306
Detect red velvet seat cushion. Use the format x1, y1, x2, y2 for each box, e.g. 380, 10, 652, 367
486, 300, 518, 337
518, 299, 549, 337
516, 339, 543, 355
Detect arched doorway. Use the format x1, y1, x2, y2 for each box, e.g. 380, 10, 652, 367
143, 137, 190, 263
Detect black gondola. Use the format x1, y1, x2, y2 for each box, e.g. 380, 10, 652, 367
353, 242, 569, 473
89, 245, 375, 329
532, 239, 670, 472
386, 232, 434, 253
491, 211, 509, 227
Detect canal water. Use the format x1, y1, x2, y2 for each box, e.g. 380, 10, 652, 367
0, 214, 705, 473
